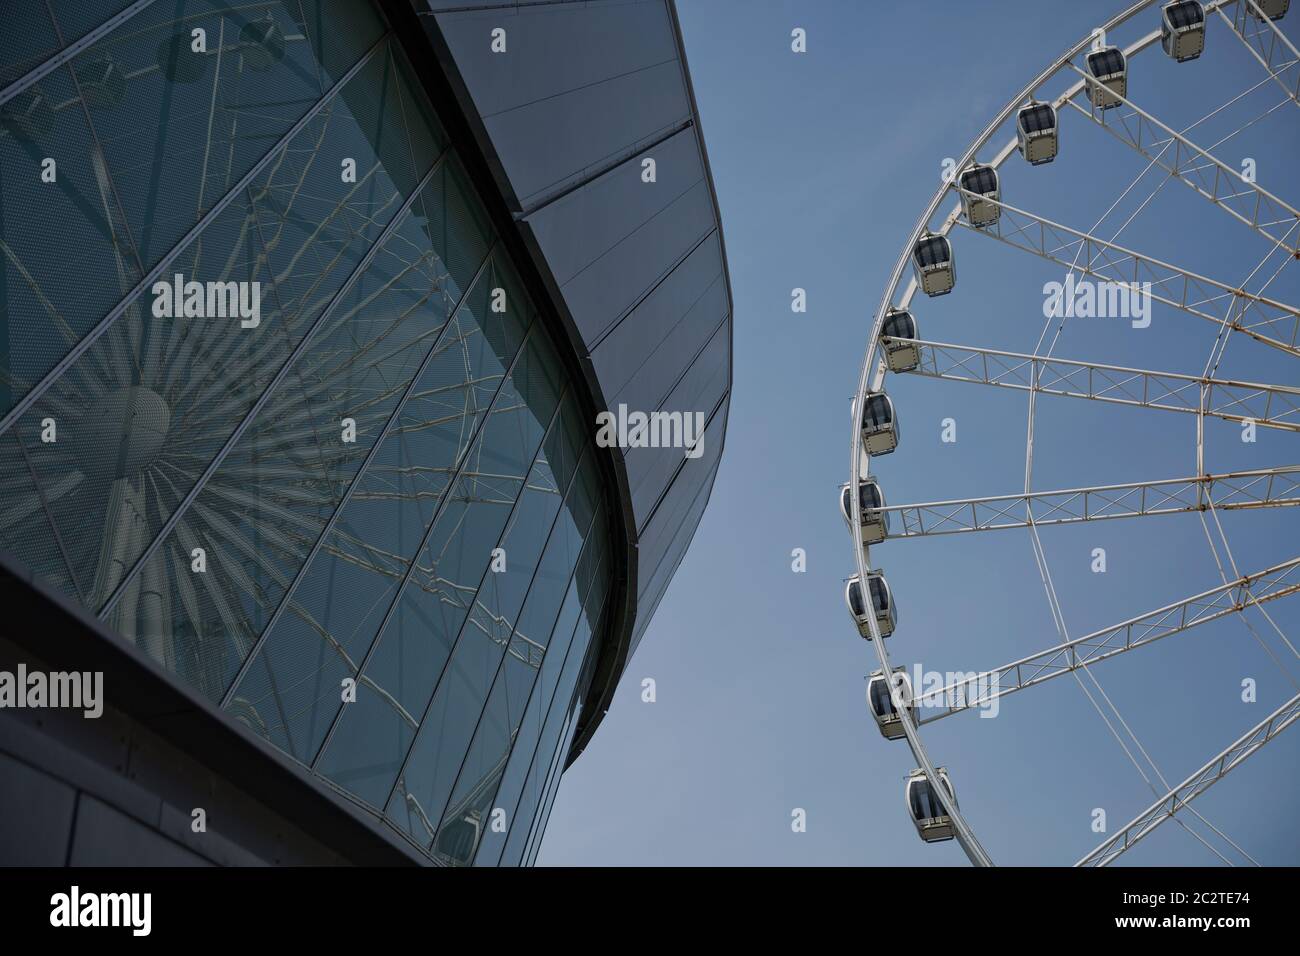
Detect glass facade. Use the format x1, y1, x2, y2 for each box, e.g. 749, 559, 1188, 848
0, 0, 613, 865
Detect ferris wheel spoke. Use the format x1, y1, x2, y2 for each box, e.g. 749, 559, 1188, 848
1076, 691, 1300, 866
955, 197, 1300, 356
915, 556, 1300, 724
889, 337, 1300, 431
96, 156, 445, 619
883, 466, 1300, 538
850, 0, 1300, 865
1216, 0, 1300, 106
0, 36, 391, 443
1062, 65, 1300, 252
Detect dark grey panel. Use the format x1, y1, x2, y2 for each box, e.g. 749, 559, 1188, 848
634, 400, 727, 598
422, 0, 658, 8
419, 0, 733, 771
558, 178, 716, 343
631, 423, 724, 656
593, 234, 726, 410
0, 750, 76, 865
625, 323, 730, 523
429, 1, 687, 206
484, 63, 687, 209
524, 127, 703, 286
423, 1, 677, 118
69, 796, 211, 867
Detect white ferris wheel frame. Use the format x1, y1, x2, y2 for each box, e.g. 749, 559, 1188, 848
848, 0, 1300, 868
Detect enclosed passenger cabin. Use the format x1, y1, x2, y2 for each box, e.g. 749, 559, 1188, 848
912, 231, 955, 297
1086, 46, 1127, 109
1250, 0, 1289, 18
0, 88, 54, 141
860, 391, 899, 456
840, 477, 890, 545
868, 668, 914, 740
1161, 1, 1206, 62
1016, 101, 1058, 165
906, 768, 957, 843
434, 812, 480, 864
880, 308, 920, 373
958, 164, 1000, 228
74, 55, 127, 109
241, 16, 287, 71
845, 570, 897, 640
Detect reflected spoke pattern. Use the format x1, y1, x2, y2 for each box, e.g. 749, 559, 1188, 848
0, 1, 613, 865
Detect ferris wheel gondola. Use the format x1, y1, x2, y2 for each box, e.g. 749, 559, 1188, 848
1016, 100, 1059, 165
1161, 1, 1206, 61
845, 0, 1300, 867
958, 163, 1001, 227
840, 477, 890, 545
868, 668, 914, 740
1086, 46, 1128, 108
845, 571, 897, 640
907, 769, 958, 843
879, 308, 920, 372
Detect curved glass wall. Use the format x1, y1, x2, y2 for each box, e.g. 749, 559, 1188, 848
0, 0, 611, 866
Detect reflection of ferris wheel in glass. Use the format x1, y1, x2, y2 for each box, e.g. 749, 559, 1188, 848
844, 0, 1300, 866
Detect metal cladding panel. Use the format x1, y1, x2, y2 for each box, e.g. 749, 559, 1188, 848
526, 128, 705, 287
630, 401, 727, 656
590, 234, 727, 417
419, 0, 732, 713
624, 321, 729, 522
554, 177, 718, 344
427, 1, 690, 209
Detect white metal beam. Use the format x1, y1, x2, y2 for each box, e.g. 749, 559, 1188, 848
882, 466, 1300, 538
915, 556, 1300, 723
888, 337, 1300, 431
1076, 691, 1300, 866
1217, 0, 1300, 106
1062, 65, 1300, 253
955, 195, 1300, 357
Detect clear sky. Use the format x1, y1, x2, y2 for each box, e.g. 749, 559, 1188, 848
539, 0, 1300, 866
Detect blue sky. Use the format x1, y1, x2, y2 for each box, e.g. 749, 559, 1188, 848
539, 0, 1300, 866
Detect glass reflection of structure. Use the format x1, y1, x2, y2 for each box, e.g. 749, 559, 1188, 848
0, 0, 613, 866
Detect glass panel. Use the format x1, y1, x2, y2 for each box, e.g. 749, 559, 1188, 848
0, 6, 63, 89
869, 574, 889, 613
0, 2, 388, 421
0, 63, 142, 418
0, 431, 80, 599
106, 164, 480, 698
226, 267, 530, 763
499, 536, 609, 866
1088, 49, 1125, 76
914, 236, 949, 267
12, 37, 427, 617
1169, 2, 1204, 28
429, 443, 596, 864
523, 584, 606, 867
471, 549, 585, 867
378, 340, 568, 835
1018, 104, 1055, 134
318, 388, 567, 807
881, 311, 914, 339
961, 167, 996, 194
910, 780, 933, 820
864, 394, 892, 427
870, 678, 895, 717
74, 0, 386, 267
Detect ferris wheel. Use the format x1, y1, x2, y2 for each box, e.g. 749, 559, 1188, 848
845, 0, 1300, 867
